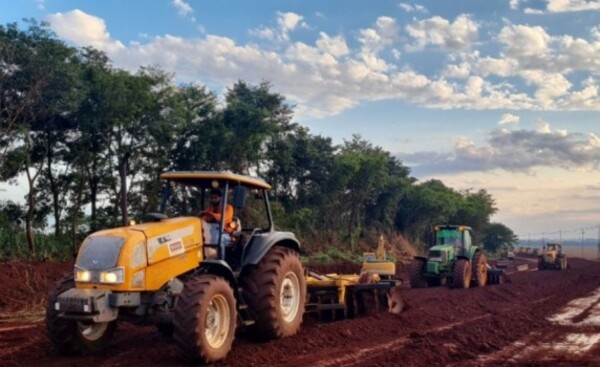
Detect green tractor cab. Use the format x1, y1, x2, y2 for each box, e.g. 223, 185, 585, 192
409, 225, 503, 289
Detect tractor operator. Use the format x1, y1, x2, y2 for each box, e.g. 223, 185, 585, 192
198, 188, 234, 231
198, 188, 237, 239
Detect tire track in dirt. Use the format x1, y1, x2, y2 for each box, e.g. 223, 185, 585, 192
470, 286, 600, 366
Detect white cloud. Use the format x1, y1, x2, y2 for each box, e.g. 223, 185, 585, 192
534, 118, 552, 133
499, 24, 550, 61
250, 11, 307, 43
399, 3, 428, 13
546, 0, 600, 12
250, 27, 276, 41
405, 15, 479, 52
45, 9, 124, 53
46, 10, 600, 118
315, 32, 349, 57
499, 113, 520, 125
415, 4, 428, 13
443, 62, 471, 78
172, 0, 193, 16
524, 8, 545, 14
401, 123, 600, 175
399, 3, 414, 12
278, 12, 305, 32
510, 0, 520, 9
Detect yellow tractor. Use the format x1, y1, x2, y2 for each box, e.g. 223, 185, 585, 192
46, 172, 306, 364
538, 243, 568, 270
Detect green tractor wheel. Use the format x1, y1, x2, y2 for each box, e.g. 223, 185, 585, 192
471, 252, 487, 287
409, 259, 428, 288
453, 259, 471, 289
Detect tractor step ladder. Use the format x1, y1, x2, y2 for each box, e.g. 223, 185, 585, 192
236, 287, 255, 327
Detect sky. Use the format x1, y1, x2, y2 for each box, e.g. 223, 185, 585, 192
1, 0, 600, 238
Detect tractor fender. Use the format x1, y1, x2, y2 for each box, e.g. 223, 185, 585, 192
197, 260, 239, 294
456, 255, 471, 262
241, 231, 301, 268
466, 247, 480, 261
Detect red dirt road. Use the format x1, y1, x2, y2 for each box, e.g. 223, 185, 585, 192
1, 258, 599, 366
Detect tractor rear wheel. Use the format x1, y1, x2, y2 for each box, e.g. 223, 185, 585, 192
241, 246, 305, 340
559, 257, 567, 270
471, 252, 488, 287
409, 259, 428, 288
173, 275, 236, 364
46, 275, 116, 355
453, 259, 472, 289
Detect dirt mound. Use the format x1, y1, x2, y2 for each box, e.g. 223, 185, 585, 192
0, 261, 71, 317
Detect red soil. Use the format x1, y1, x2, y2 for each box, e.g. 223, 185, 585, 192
0, 258, 599, 366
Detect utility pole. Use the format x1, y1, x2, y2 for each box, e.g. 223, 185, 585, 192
542, 232, 545, 248
559, 230, 562, 243
581, 228, 585, 258
597, 224, 600, 261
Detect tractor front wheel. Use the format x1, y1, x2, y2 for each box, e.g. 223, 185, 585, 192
173, 275, 236, 364
46, 275, 116, 355
241, 246, 306, 340
471, 252, 488, 287
453, 259, 472, 289
409, 259, 428, 288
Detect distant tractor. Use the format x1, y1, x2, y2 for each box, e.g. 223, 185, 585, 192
409, 225, 503, 289
538, 243, 568, 270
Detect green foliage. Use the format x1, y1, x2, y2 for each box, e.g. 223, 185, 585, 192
0, 20, 514, 260
483, 222, 519, 253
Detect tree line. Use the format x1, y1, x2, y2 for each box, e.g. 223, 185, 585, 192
0, 22, 517, 259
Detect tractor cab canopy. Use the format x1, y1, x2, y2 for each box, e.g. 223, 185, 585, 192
157, 171, 274, 235
434, 225, 473, 246
160, 171, 271, 191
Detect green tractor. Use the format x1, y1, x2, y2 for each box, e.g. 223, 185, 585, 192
409, 225, 503, 289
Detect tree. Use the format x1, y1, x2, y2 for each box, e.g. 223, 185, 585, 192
222, 81, 294, 174
483, 222, 518, 253
0, 21, 80, 252
396, 179, 462, 244
450, 189, 497, 242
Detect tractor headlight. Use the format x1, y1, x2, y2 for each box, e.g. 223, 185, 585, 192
74, 267, 91, 282
99, 267, 125, 284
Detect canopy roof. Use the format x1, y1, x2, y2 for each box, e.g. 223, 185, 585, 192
160, 171, 271, 190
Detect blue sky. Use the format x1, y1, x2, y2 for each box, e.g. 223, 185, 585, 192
2, 0, 600, 236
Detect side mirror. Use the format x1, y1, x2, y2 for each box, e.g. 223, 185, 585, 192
232, 186, 247, 209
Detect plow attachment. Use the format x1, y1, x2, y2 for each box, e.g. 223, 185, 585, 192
487, 268, 505, 285
305, 271, 402, 321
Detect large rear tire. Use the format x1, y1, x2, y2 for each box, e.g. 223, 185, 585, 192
46, 275, 116, 355
173, 275, 236, 364
241, 246, 305, 340
453, 259, 471, 289
409, 259, 428, 288
471, 252, 488, 287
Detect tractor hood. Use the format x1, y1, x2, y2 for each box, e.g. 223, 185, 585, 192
121, 217, 202, 264
75, 217, 202, 292
427, 245, 454, 263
